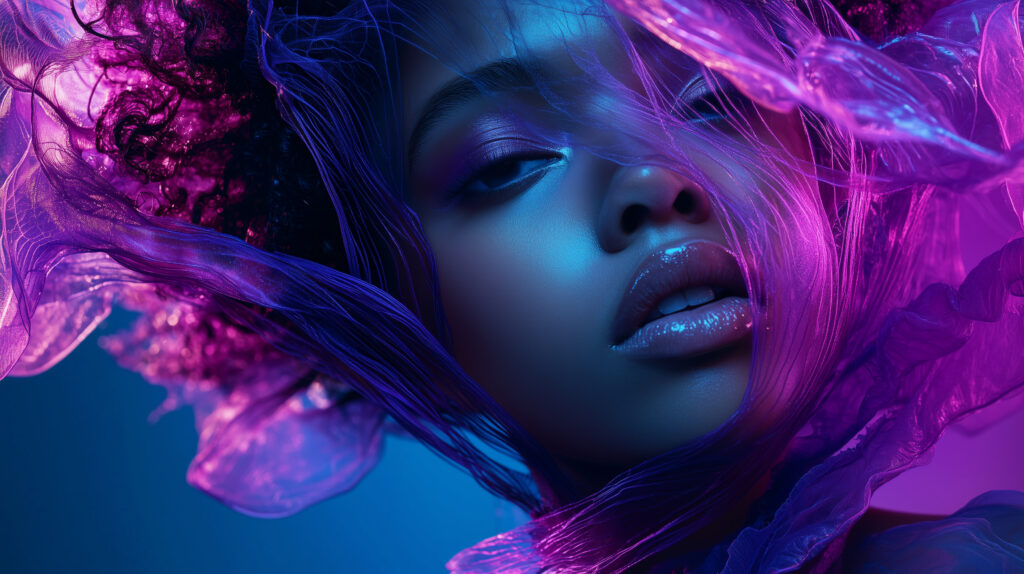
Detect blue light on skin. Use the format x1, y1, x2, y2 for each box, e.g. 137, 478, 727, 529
400, 0, 758, 494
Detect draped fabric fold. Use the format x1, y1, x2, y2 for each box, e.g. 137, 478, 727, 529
2, 0, 1024, 571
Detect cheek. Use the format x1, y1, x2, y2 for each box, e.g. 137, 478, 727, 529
430, 205, 604, 410
422, 183, 655, 462
417, 154, 759, 469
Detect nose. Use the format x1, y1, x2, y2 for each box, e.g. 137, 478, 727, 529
596, 165, 713, 253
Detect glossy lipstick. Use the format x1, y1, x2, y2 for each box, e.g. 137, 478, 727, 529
611, 240, 752, 360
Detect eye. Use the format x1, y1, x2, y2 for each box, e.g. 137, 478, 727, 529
684, 96, 728, 123
465, 154, 562, 192
671, 76, 749, 126
450, 150, 565, 207
675, 91, 734, 125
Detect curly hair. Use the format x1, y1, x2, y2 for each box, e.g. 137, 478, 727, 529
2, 0, 1024, 571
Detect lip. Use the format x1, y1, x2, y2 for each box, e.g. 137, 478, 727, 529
611, 240, 752, 360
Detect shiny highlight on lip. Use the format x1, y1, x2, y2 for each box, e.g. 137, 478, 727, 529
611, 240, 750, 352
611, 295, 752, 360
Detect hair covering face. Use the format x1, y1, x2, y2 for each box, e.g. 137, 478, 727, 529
1, 0, 1023, 571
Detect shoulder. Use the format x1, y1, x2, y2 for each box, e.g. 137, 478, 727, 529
843, 491, 1024, 572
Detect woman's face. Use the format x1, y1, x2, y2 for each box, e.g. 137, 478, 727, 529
400, 0, 804, 485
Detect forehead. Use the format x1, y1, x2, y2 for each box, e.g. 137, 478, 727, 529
405, 0, 615, 65
400, 0, 631, 136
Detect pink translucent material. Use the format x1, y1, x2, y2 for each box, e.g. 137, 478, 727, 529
448, 1, 1024, 571
3, 0, 1024, 571
100, 292, 388, 516
0, 0, 389, 516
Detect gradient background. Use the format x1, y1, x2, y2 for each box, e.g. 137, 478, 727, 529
0, 311, 529, 573
3, 201, 1024, 573
3, 311, 1023, 573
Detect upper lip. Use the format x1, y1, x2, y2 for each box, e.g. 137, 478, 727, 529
611, 240, 749, 344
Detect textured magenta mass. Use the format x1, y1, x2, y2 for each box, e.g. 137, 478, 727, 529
2, 0, 1024, 572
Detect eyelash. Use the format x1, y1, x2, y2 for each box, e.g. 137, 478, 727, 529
675, 86, 754, 128
435, 87, 748, 209
443, 140, 566, 208
668, 73, 752, 120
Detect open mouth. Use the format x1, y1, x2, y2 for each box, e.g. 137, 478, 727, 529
641, 285, 731, 326
611, 240, 753, 360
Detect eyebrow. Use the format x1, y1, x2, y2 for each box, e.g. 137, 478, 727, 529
407, 58, 536, 168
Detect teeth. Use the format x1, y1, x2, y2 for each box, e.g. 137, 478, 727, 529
682, 285, 716, 307
651, 286, 719, 322
657, 291, 691, 316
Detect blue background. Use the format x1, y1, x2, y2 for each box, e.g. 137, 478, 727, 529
6, 294, 1024, 572
0, 311, 527, 573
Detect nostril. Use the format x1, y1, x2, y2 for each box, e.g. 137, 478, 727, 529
672, 190, 697, 214
621, 204, 648, 234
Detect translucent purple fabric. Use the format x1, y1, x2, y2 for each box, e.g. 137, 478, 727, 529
447, 234, 1024, 572
2, 0, 1024, 571
1, 0, 552, 524
449, 1, 1024, 571
846, 491, 1024, 570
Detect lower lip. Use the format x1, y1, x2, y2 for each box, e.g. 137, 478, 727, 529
611, 296, 753, 360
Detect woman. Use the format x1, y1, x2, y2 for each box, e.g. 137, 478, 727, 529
2, 0, 1023, 571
